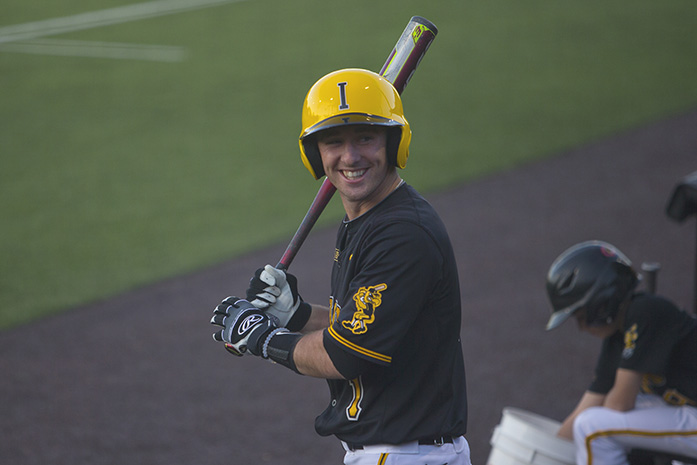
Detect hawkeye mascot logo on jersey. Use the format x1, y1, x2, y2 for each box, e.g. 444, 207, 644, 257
342, 283, 387, 334
623, 323, 638, 359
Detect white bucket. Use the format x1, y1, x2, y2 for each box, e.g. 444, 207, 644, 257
486, 407, 576, 465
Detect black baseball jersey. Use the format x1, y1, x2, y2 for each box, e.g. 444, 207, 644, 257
314, 183, 468, 445
589, 293, 697, 406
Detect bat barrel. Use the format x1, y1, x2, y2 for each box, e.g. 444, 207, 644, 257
379, 16, 438, 94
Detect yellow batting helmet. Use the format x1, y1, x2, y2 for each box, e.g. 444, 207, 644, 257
298, 68, 412, 179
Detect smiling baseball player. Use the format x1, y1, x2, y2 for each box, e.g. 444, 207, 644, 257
211, 68, 471, 464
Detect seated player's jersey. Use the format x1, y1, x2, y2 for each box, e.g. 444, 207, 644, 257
314, 183, 468, 445
589, 293, 697, 406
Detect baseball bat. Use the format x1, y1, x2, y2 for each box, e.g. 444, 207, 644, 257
276, 16, 438, 271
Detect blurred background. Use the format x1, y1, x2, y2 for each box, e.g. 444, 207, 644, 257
2, 0, 696, 328
1, 1, 696, 463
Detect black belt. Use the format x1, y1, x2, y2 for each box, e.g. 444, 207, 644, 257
346, 436, 454, 451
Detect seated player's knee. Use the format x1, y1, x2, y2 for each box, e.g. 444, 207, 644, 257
573, 407, 608, 443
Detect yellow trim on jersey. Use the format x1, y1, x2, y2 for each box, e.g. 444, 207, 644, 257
378, 453, 389, 464
328, 326, 392, 363
585, 429, 697, 465
347, 377, 363, 420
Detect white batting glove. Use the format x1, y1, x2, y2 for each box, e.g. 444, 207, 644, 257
246, 265, 301, 328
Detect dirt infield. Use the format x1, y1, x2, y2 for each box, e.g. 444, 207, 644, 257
1, 109, 695, 465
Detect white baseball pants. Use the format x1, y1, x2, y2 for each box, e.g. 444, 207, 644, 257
341, 436, 471, 465
573, 394, 697, 465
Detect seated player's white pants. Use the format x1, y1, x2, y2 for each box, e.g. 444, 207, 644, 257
341, 435, 471, 465
573, 394, 697, 465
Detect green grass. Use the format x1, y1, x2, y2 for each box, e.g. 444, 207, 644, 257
1, 0, 696, 329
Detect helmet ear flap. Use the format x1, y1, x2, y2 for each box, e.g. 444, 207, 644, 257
580, 262, 638, 326
300, 135, 324, 180
386, 127, 402, 168
386, 124, 411, 169
583, 286, 617, 325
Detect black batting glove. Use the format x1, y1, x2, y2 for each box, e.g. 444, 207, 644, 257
210, 297, 278, 357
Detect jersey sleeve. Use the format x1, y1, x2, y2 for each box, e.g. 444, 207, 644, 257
325, 221, 443, 366
588, 295, 688, 394
619, 296, 683, 374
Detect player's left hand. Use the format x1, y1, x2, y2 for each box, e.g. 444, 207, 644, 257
246, 265, 308, 330
210, 297, 277, 357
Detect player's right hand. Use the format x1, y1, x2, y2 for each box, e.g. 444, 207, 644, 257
210, 297, 276, 356
246, 265, 303, 328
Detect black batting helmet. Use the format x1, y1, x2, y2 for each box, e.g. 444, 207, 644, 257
545, 240, 639, 330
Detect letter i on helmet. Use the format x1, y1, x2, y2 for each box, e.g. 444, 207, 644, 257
298, 68, 412, 179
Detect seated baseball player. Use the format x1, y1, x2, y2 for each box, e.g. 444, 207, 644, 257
544, 240, 697, 465
210, 69, 471, 465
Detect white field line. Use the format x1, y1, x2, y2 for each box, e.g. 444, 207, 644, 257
0, 0, 246, 44
0, 38, 187, 62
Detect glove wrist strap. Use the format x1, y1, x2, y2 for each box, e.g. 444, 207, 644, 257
265, 331, 303, 374
286, 301, 312, 332
261, 328, 288, 358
